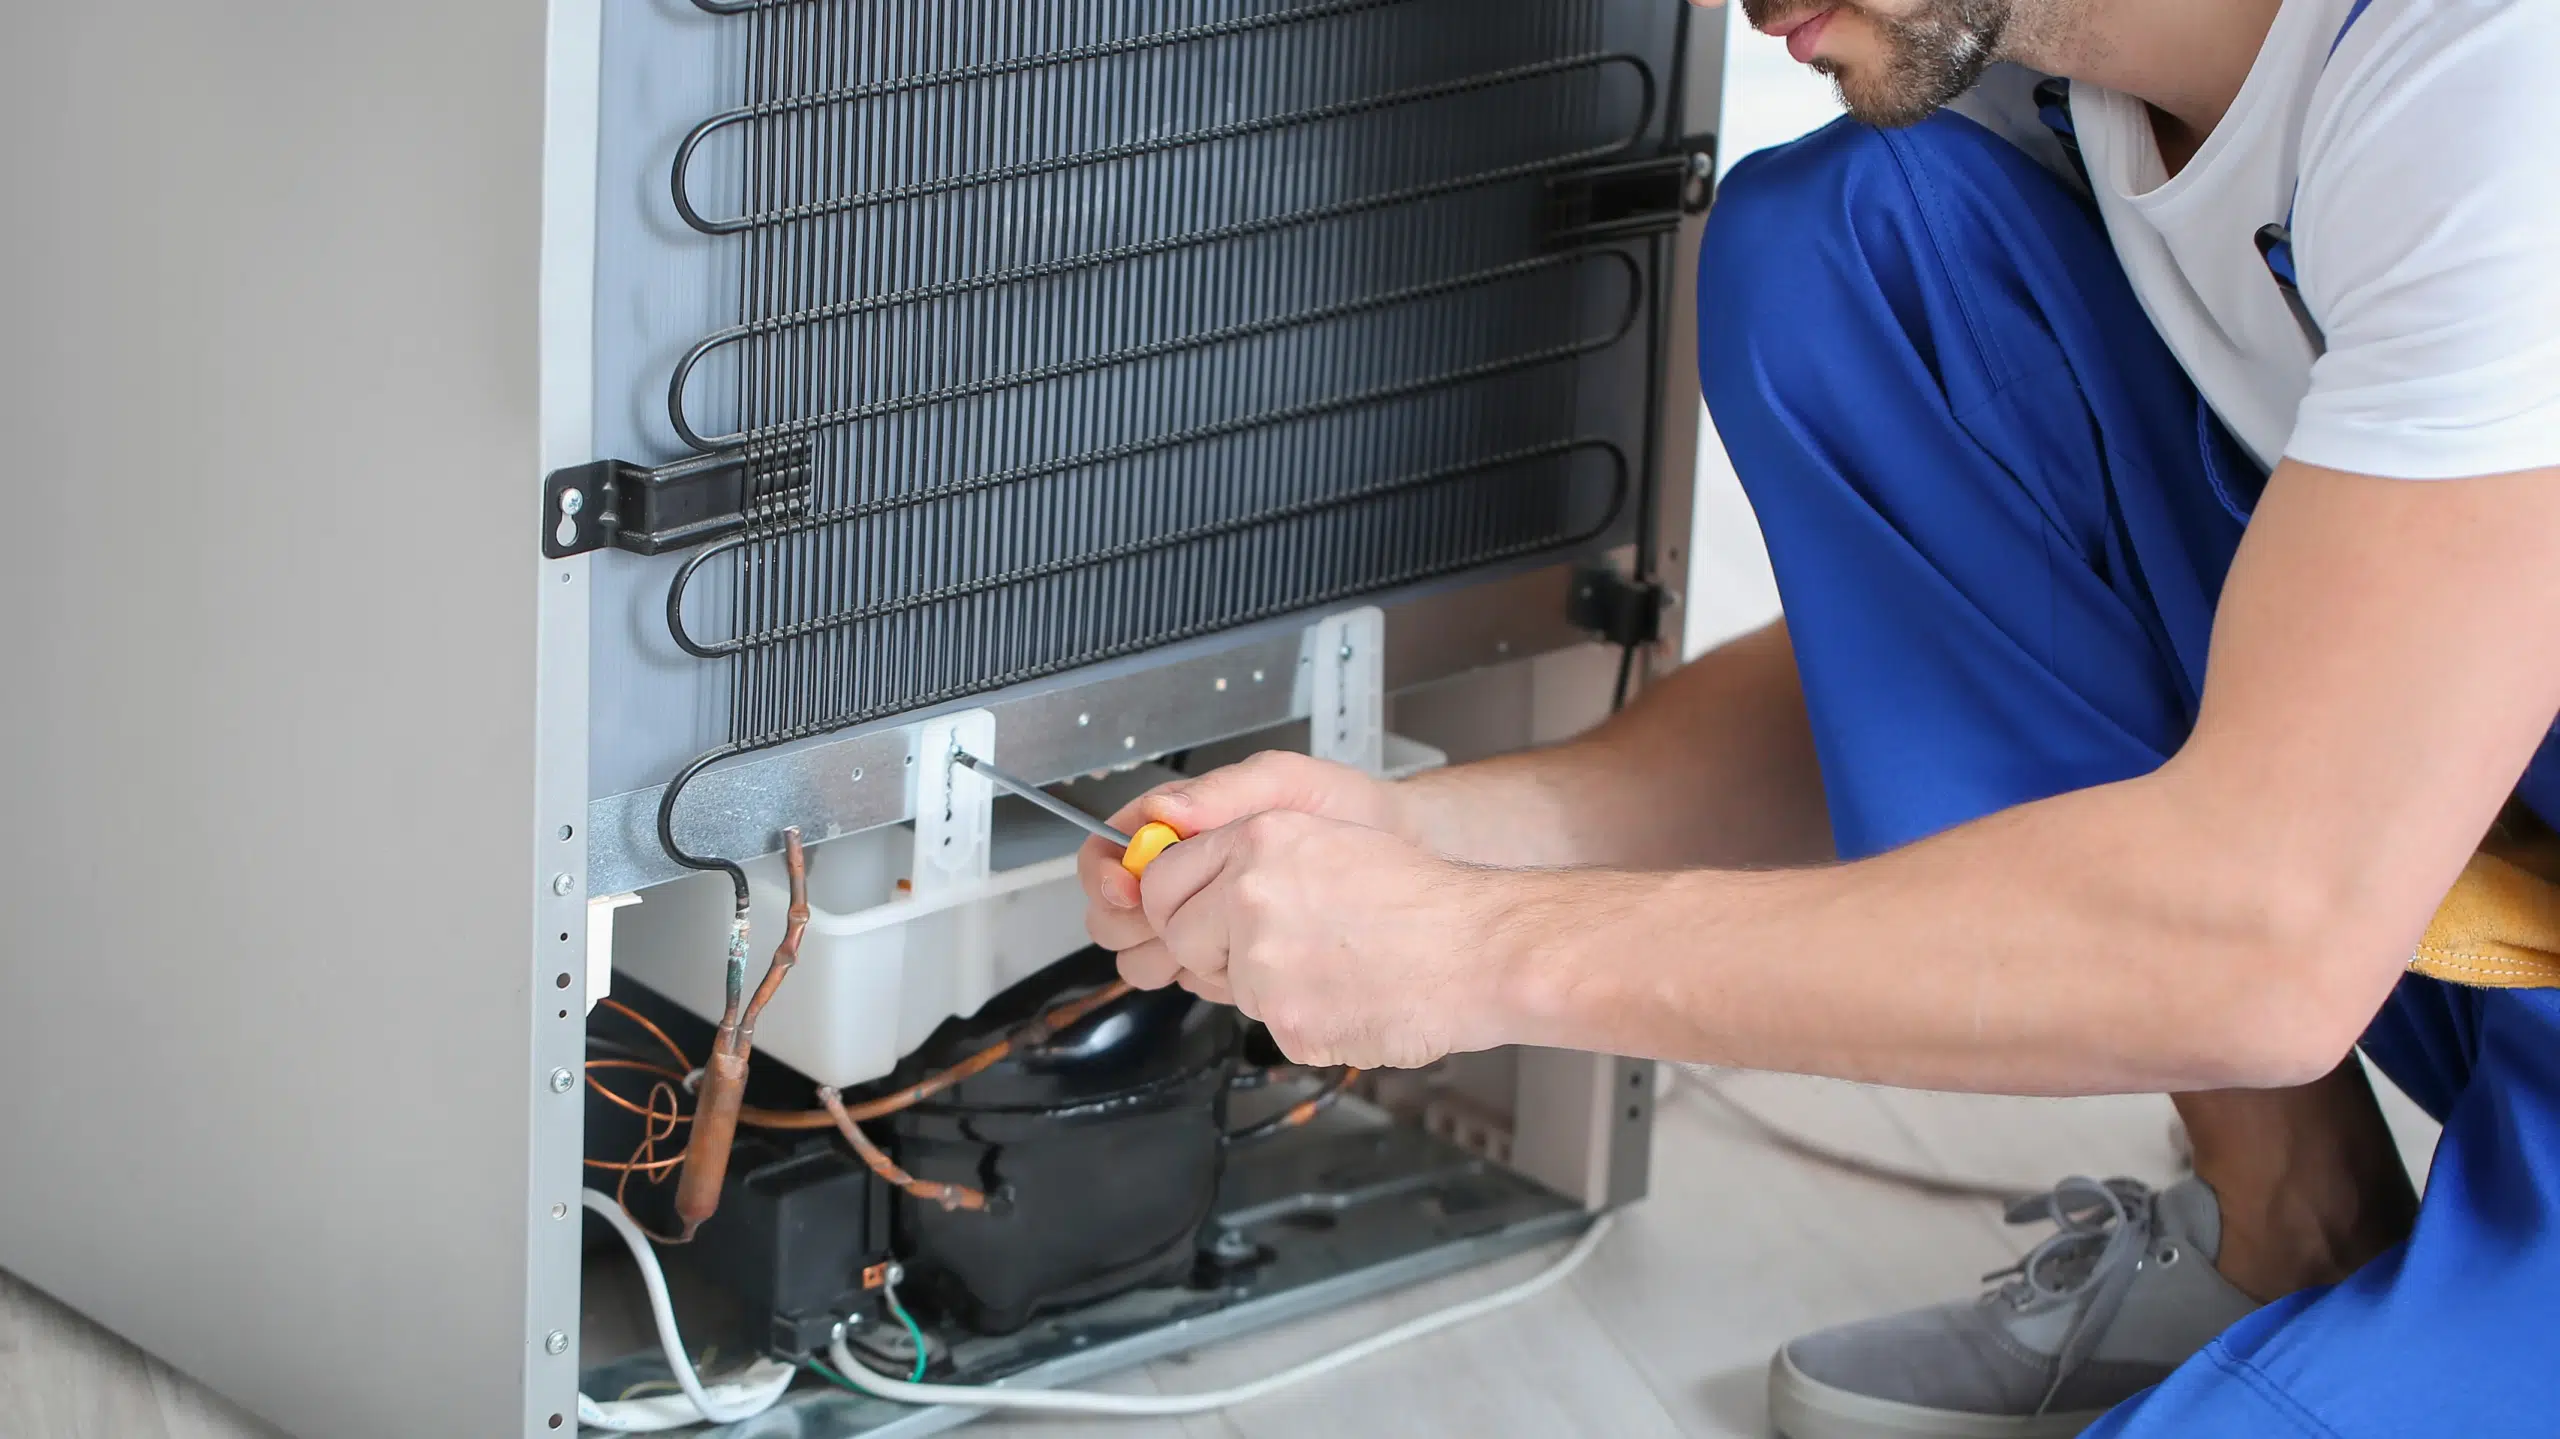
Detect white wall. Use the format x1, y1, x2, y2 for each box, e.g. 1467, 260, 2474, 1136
1682, 6, 1845, 658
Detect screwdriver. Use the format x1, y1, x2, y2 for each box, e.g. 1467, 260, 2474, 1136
951, 750, 1182, 877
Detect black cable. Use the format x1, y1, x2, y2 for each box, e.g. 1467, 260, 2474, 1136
1610, 640, 1639, 714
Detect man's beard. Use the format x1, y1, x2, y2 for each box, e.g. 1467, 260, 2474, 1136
1749, 0, 2013, 128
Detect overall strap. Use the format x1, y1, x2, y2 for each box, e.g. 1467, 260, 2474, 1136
2254, 0, 2380, 356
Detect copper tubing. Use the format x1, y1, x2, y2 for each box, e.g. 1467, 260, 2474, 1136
739, 979, 1134, 1131
673, 829, 810, 1241
1225, 1068, 1362, 1145
816, 1086, 991, 1213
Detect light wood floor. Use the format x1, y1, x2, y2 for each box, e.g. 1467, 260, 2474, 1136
0, 1072, 2441, 1439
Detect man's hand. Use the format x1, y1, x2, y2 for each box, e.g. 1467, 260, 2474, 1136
1078, 749, 1411, 938
1120, 810, 1509, 1069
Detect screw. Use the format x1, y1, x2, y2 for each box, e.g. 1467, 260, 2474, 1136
551, 873, 575, 896
549, 1067, 575, 1094
1077, 712, 1090, 727
1252, 669, 1265, 683
1212, 1228, 1255, 1262
545, 1330, 569, 1356
886, 1262, 907, 1286
550, 1202, 569, 1220
558, 489, 584, 518
1339, 644, 1354, 660
1123, 736, 1136, 750
1214, 676, 1227, 692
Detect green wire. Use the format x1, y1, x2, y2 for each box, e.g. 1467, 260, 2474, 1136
806, 1357, 862, 1393
804, 1287, 933, 1391
881, 1284, 931, 1382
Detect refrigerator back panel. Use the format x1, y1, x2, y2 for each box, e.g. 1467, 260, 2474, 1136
587, 0, 1694, 802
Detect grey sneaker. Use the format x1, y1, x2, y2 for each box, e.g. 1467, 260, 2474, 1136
1768, 1177, 2259, 1438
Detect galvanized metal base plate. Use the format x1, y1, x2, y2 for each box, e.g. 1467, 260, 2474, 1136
579, 1108, 1587, 1436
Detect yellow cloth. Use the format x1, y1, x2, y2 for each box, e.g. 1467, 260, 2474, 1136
2409, 804, 2560, 990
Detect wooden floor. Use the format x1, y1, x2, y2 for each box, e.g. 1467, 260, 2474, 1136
0, 1072, 2441, 1439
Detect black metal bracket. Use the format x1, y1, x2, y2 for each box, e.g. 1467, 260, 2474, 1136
1543, 137, 1717, 248
540, 442, 813, 558
1566, 565, 1666, 649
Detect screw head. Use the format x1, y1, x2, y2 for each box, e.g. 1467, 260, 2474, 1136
549, 1067, 576, 1094
550, 1202, 569, 1219
545, 1330, 569, 1356
551, 873, 576, 897
558, 488, 585, 518
1339, 643, 1355, 660
886, 1262, 907, 1286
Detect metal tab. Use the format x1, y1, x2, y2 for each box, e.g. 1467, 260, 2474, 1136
913, 711, 997, 893
1310, 607, 1386, 775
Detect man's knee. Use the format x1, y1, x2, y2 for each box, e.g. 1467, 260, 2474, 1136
1699, 111, 2066, 421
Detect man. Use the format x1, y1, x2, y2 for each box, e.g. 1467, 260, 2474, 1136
1080, 0, 2560, 1432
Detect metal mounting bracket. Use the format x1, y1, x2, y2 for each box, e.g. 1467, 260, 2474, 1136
1309, 608, 1386, 776
539, 441, 813, 558
912, 710, 996, 894
1543, 137, 1718, 248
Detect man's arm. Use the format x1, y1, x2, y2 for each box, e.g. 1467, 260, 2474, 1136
1397, 620, 1835, 870
1078, 617, 1832, 918
1120, 461, 2560, 1092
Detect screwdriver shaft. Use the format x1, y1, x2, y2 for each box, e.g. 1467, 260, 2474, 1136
951, 751, 1132, 848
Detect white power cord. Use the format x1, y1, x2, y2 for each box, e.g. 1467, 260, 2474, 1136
578, 1189, 798, 1433
822, 1215, 1614, 1417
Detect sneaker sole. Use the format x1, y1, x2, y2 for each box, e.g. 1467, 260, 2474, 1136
1768, 1349, 2109, 1439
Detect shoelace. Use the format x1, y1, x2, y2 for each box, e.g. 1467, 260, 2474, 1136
1978, 1175, 2159, 1415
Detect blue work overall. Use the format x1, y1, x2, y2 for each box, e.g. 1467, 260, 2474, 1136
1695, 68, 2560, 1439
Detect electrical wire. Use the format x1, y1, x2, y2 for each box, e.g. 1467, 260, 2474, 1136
577, 1188, 799, 1432
880, 1280, 931, 1382
1611, 639, 1639, 713
822, 1216, 1613, 1416
1668, 1066, 2036, 1203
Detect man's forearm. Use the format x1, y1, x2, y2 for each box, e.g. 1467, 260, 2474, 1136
1395, 621, 1834, 871
1478, 768, 2407, 1096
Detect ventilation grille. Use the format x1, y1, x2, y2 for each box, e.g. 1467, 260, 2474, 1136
670, 0, 1658, 758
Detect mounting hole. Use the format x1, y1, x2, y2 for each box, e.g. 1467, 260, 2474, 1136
555, 973, 572, 989
558, 824, 574, 841
553, 515, 578, 550
1626, 1104, 1644, 1122
559, 571, 571, 583
549, 1415, 564, 1430
559, 932, 570, 943
904, 754, 913, 766
851, 766, 864, 781
558, 1009, 568, 1019
1629, 1071, 1645, 1089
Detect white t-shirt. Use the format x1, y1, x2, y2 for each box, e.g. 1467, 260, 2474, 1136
2061, 0, 2560, 481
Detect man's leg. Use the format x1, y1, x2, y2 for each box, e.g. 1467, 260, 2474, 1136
2085, 980, 2560, 1437
1698, 113, 2415, 1434
2168, 1074, 2414, 1305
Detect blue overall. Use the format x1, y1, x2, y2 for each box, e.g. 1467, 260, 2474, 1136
1696, 108, 2560, 1436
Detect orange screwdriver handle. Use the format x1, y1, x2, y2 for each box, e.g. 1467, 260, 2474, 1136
1121, 821, 1182, 877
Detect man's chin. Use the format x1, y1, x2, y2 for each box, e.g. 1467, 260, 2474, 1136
1826, 67, 1952, 129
